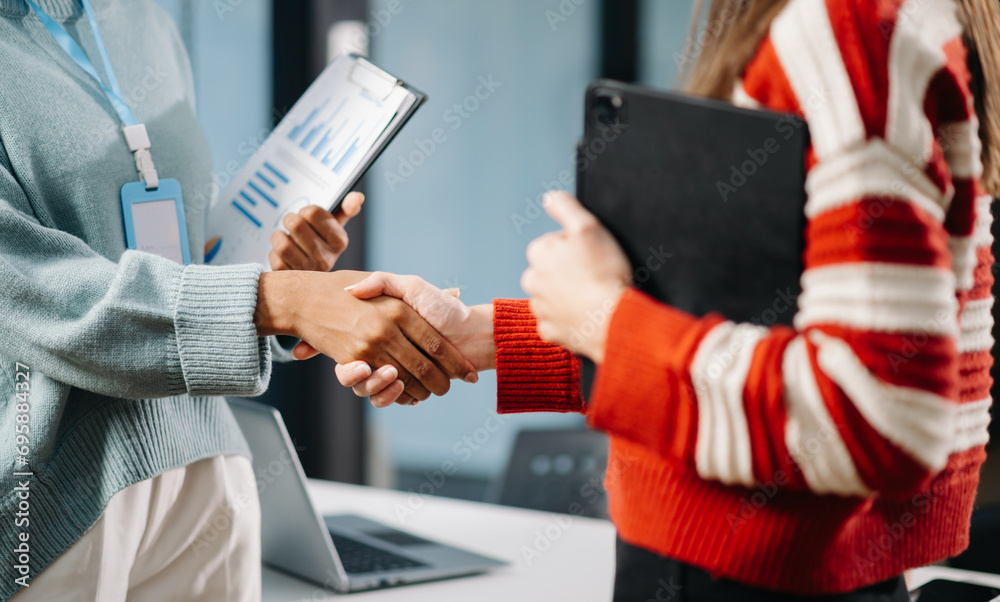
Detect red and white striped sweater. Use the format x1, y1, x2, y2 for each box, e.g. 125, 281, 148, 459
492, 0, 994, 594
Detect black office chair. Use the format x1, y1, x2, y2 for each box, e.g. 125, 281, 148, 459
491, 428, 610, 519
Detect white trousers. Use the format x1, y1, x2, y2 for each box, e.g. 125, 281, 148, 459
10, 455, 261, 602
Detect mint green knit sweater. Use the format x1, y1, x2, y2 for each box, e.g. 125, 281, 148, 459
0, 0, 274, 597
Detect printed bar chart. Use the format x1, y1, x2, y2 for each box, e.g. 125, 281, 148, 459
207, 54, 417, 267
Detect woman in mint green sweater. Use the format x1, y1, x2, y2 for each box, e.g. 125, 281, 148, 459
0, 1, 472, 600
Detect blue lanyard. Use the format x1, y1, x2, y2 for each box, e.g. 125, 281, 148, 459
27, 0, 160, 188
26, 0, 137, 127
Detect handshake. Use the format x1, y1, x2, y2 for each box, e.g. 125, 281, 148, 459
252, 190, 634, 407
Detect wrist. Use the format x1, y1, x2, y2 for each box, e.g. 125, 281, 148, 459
466, 303, 497, 371
254, 271, 302, 337
581, 285, 626, 365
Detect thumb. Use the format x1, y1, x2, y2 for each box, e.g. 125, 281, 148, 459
292, 340, 321, 360
542, 191, 597, 234
343, 271, 401, 300
334, 192, 365, 226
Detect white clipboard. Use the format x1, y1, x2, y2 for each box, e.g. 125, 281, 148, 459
205, 54, 426, 267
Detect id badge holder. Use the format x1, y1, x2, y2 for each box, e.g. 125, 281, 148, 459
121, 179, 191, 265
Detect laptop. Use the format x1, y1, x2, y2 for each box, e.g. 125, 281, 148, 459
227, 398, 507, 593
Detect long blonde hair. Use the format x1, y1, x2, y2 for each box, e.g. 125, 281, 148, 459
680, 0, 1000, 196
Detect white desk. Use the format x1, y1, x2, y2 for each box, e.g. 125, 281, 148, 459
263, 482, 1000, 601
262, 480, 617, 601
908, 565, 1000, 593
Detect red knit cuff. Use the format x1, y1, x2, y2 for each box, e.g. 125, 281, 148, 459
493, 299, 585, 415
588, 288, 723, 454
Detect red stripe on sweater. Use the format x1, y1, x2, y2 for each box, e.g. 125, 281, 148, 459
946, 178, 979, 236
826, 0, 893, 137
805, 338, 935, 496
742, 326, 809, 488
811, 324, 959, 400
741, 37, 802, 115
806, 199, 952, 269
959, 349, 993, 402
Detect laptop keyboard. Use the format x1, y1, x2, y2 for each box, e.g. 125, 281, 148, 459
330, 533, 428, 575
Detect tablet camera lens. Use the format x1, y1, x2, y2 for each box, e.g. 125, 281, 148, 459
593, 90, 625, 127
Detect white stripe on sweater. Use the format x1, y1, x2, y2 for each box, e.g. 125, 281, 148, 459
732, 80, 762, 110
795, 263, 959, 336
770, 0, 866, 160
950, 194, 994, 291
952, 398, 992, 453
958, 298, 994, 354
690, 322, 766, 487
886, 0, 963, 167
810, 331, 957, 471
805, 139, 948, 221
781, 337, 870, 495
939, 119, 984, 180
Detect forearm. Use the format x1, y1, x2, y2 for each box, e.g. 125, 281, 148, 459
0, 248, 270, 399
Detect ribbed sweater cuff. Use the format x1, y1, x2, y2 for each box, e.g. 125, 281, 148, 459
174, 263, 271, 397
589, 288, 721, 450
493, 299, 585, 414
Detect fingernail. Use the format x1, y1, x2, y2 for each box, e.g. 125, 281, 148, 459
344, 284, 358, 292
380, 365, 398, 379
464, 371, 479, 384
354, 364, 372, 379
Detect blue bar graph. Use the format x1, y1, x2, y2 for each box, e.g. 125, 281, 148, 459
240, 191, 257, 207
288, 98, 329, 143
264, 162, 289, 184
256, 171, 275, 189
248, 181, 279, 208
232, 200, 261, 228
293, 98, 349, 157
332, 138, 359, 174
311, 120, 348, 161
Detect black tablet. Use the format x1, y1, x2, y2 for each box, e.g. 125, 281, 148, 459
576, 81, 808, 388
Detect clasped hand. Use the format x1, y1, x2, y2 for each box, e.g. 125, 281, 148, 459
267, 191, 632, 407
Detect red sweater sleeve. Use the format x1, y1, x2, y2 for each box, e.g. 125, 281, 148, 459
588, 1, 993, 500
493, 299, 585, 414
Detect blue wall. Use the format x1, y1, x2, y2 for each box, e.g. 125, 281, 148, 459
639, 0, 696, 90
152, 0, 273, 178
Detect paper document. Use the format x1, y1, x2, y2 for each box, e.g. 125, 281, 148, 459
206, 54, 423, 267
